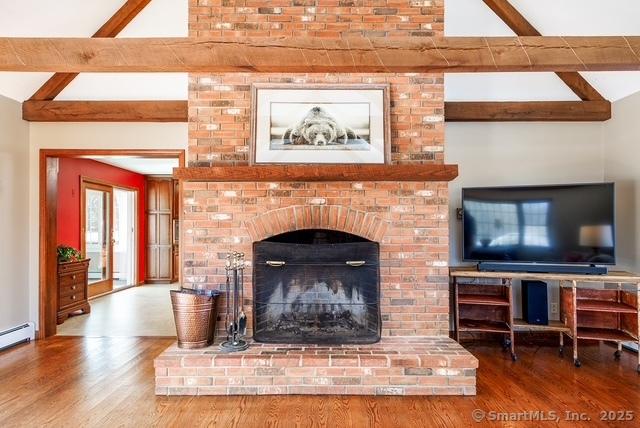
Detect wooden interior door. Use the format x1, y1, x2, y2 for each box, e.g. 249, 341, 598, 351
81, 181, 114, 297
172, 179, 179, 283
146, 178, 173, 283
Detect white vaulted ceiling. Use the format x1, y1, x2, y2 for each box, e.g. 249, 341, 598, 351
0, 0, 188, 102
0, 0, 639, 102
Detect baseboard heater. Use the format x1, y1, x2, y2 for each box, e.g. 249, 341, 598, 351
0, 322, 35, 352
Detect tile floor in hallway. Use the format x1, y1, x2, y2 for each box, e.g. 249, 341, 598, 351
57, 283, 179, 337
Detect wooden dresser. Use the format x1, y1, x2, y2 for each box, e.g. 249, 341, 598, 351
57, 259, 91, 324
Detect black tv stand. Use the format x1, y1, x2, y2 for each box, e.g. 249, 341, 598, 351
477, 262, 608, 275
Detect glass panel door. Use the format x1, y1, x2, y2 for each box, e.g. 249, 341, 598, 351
113, 188, 137, 288
82, 182, 113, 297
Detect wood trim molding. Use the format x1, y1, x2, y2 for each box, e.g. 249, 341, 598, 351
482, 0, 605, 101
173, 164, 459, 182
445, 101, 611, 122
40, 149, 186, 166
80, 175, 141, 193
23, 100, 187, 122
39, 156, 58, 339
80, 180, 115, 297
2, 36, 640, 73
29, 0, 151, 101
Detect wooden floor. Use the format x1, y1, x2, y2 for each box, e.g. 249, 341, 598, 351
57, 283, 178, 337
0, 337, 638, 427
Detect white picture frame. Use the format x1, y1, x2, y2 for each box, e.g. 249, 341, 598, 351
250, 84, 390, 165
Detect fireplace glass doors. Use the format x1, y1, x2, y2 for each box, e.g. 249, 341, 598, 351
253, 230, 381, 344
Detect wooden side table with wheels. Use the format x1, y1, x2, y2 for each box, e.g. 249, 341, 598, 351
452, 274, 517, 361
560, 279, 640, 371
451, 267, 640, 371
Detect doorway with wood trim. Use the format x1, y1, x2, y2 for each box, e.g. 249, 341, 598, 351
39, 149, 185, 339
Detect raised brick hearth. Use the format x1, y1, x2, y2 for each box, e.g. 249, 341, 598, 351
155, 337, 477, 396
154, 0, 477, 397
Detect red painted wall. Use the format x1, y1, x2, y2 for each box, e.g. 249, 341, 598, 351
57, 158, 146, 283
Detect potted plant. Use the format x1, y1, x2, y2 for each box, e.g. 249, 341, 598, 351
57, 245, 83, 263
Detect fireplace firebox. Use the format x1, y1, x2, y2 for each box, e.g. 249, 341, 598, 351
253, 229, 380, 344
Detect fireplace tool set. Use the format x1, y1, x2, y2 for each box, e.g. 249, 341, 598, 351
220, 251, 250, 352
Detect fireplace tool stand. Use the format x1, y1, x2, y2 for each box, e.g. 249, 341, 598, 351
220, 252, 249, 352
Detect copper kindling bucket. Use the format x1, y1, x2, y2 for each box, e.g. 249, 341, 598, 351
171, 288, 220, 349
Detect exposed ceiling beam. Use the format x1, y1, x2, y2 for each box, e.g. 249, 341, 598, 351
22, 100, 187, 122
2, 36, 640, 73
445, 101, 611, 122
482, 0, 605, 101
553, 71, 606, 101
29, 0, 152, 101
482, 0, 540, 36
21, 100, 611, 122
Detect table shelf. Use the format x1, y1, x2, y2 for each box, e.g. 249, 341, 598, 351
458, 294, 510, 306
576, 327, 637, 342
576, 299, 637, 314
459, 319, 511, 334
512, 319, 570, 333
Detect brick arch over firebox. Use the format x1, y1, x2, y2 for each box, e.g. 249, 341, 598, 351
245, 205, 389, 243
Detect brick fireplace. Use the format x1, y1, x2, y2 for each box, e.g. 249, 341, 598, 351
154, 0, 478, 396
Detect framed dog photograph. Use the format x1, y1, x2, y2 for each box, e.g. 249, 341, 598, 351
250, 83, 390, 164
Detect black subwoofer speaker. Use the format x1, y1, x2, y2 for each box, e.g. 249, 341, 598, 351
521, 280, 548, 325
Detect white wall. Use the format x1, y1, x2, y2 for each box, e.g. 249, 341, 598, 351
0, 95, 30, 331
15, 98, 640, 329
604, 91, 640, 273
446, 122, 605, 318
28, 122, 188, 329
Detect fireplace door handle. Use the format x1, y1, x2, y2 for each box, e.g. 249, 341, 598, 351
346, 261, 366, 267
266, 261, 286, 267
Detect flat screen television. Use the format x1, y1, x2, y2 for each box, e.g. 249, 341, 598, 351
462, 183, 615, 273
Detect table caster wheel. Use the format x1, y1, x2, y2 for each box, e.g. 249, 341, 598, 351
559, 347, 564, 357
511, 353, 517, 362
614, 350, 621, 360
574, 359, 581, 368
502, 338, 511, 350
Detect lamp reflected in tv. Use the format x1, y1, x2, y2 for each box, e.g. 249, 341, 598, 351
579, 224, 614, 263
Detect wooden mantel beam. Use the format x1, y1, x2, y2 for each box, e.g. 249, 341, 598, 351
2, 36, 640, 73
30, 0, 152, 101
483, 0, 605, 101
22, 100, 612, 122
173, 164, 459, 182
